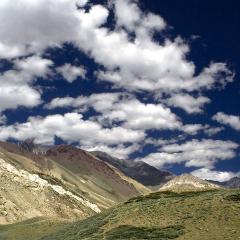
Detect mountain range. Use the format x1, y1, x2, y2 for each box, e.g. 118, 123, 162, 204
92, 151, 174, 188
210, 177, 240, 189
0, 140, 239, 239
0, 141, 149, 224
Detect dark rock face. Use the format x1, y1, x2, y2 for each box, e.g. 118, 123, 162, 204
19, 138, 35, 152
224, 177, 240, 189
92, 151, 174, 187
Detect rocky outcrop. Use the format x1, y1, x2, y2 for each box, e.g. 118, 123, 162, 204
159, 174, 221, 192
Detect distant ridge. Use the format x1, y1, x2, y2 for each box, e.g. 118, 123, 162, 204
159, 174, 221, 192
210, 177, 240, 189
92, 151, 174, 187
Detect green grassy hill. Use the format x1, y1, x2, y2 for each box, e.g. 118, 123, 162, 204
1, 189, 240, 240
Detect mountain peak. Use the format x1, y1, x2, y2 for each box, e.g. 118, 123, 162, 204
159, 173, 221, 192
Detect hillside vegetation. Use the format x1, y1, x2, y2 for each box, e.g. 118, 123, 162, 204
1, 189, 240, 240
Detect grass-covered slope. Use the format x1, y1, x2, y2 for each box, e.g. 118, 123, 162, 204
0, 218, 65, 240
36, 189, 240, 239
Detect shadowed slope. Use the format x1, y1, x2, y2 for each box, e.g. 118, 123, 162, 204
92, 151, 174, 187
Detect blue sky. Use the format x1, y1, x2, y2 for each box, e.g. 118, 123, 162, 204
0, 0, 239, 181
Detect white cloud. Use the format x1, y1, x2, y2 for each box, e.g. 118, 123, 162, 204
114, 0, 166, 33
76, 0, 89, 7
213, 112, 240, 131
139, 139, 238, 169
0, 0, 82, 58
46, 93, 182, 131
182, 124, 209, 135
0, 113, 145, 147
83, 143, 140, 159
192, 168, 238, 182
14, 55, 53, 76
46, 93, 223, 136
164, 94, 210, 114
0, 0, 233, 97
97, 99, 182, 130
57, 63, 86, 83
0, 56, 53, 112
0, 0, 236, 166
203, 126, 224, 136
45, 93, 122, 111
145, 136, 185, 147
181, 124, 222, 136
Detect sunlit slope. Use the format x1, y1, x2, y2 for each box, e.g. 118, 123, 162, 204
0, 142, 146, 224
46, 145, 148, 205
41, 190, 240, 240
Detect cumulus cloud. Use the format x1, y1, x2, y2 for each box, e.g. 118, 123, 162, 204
182, 124, 223, 136
140, 139, 239, 169
0, 0, 236, 167
114, 0, 166, 33
192, 168, 238, 182
84, 143, 140, 159
0, 0, 233, 96
0, 56, 53, 112
45, 93, 224, 137
57, 63, 86, 82
203, 126, 224, 136
182, 124, 209, 135
45, 93, 122, 112
0, 0, 82, 58
213, 112, 240, 131
0, 112, 145, 147
96, 99, 182, 130
76, 0, 89, 7
164, 94, 210, 114
45, 93, 182, 130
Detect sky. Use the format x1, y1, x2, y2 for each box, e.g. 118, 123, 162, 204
0, 0, 239, 182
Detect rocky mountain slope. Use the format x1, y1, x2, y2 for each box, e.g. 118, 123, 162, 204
159, 174, 221, 192
223, 177, 240, 188
92, 151, 174, 188
0, 141, 148, 224
3, 189, 239, 240
211, 177, 240, 189
0, 150, 99, 225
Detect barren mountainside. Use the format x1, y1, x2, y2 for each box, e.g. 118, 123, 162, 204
159, 174, 221, 192
92, 151, 174, 187
0, 142, 148, 224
